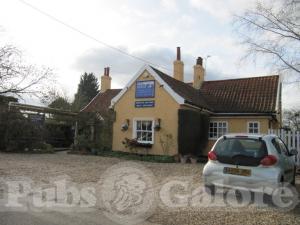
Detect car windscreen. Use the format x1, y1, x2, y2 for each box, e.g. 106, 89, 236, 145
213, 137, 268, 166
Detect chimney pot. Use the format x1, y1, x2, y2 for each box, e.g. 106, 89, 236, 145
196, 57, 203, 66
176, 47, 181, 61
106, 67, 110, 76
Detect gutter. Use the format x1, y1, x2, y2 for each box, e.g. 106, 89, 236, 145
183, 100, 213, 113
211, 112, 277, 117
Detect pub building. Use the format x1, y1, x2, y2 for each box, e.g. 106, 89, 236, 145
82, 47, 281, 157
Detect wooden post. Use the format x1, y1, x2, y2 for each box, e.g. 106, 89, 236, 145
74, 121, 78, 146
90, 124, 95, 141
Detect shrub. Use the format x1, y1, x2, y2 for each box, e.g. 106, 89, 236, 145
4, 112, 46, 152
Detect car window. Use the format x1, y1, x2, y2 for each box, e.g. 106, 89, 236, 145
271, 138, 281, 154
213, 137, 268, 166
214, 138, 267, 158
277, 138, 289, 156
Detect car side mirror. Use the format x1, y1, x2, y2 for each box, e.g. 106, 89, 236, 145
290, 149, 298, 156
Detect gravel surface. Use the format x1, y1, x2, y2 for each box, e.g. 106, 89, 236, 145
0, 152, 299, 225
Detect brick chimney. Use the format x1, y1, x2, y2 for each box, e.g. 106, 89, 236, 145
193, 57, 205, 89
173, 47, 184, 81
100, 67, 111, 92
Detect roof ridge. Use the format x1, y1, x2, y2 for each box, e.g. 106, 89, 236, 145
150, 66, 197, 90
150, 66, 211, 110
203, 74, 279, 83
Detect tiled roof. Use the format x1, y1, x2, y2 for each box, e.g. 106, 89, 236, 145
81, 89, 122, 113
200, 76, 279, 113
151, 67, 210, 109
82, 67, 279, 115
152, 67, 279, 113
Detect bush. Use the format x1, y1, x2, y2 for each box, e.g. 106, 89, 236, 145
75, 112, 114, 151
3, 112, 47, 152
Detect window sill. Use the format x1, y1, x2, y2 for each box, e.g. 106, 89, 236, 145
136, 142, 153, 148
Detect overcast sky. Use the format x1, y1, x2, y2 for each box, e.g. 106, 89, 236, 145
0, 0, 299, 109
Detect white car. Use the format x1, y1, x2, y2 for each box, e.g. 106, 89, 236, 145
203, 134, 298, 195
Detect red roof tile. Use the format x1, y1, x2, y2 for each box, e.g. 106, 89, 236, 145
81, 89, 122, 113
200, 75, 279, 113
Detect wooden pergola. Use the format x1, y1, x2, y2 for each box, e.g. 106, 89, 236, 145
8, 102, 79, 146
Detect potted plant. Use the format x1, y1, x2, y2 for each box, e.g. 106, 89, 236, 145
180, 154, 188, 163
190, 155, 198, 164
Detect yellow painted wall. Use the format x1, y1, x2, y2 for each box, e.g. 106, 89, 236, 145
112, 70, 180, 156
111, 69, 281, 157
203, 117, 278, 155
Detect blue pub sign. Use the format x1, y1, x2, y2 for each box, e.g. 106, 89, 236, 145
135, 80, 155, 98
135, 100, 155, 108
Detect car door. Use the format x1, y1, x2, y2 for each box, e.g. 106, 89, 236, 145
277, 138, 295, 182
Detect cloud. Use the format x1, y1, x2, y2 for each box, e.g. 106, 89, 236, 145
282, 82, 300, 109
74, 45, 226, 87
189, 0, 255, 21
74, 45, 173, 87
160, 0, 178, 11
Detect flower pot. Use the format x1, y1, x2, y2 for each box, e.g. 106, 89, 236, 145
180, 155, 188, 163
190, 157, 198, 164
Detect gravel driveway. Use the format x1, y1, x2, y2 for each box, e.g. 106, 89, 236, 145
0, 152, 299, 225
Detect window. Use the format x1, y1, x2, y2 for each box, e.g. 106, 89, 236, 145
271, 138, 282, 154
277, 138, 290, 156
271, 138, 289, 156
134, 120, 154, 144
209, 121, 228, 139
248, 121, 260, 134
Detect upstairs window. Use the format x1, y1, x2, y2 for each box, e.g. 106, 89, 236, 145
209, 121, 228, 139
248, 121, 260, 134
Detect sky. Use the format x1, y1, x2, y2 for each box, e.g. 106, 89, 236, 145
0, 0, 299, 109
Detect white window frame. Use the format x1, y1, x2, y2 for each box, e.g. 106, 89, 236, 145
133, 118, 155, 144
209, 121, 228, 140
247, 121, 260, 134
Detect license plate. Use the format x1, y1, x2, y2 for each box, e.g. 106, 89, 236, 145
223, 167, 251, 176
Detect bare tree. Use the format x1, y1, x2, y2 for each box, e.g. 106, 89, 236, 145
0, 45, 54, 98
234, 0, 300, 80
284, 109, 300, 130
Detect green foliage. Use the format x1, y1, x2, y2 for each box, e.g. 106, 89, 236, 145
96, 150, 175, 163
74, 112, 114, 151
49, 97, 71, 110
74, 134, 91, 150
178, 109, 209, 156
3, 112, 47, 152
72, 72, 99, 111
0, 95, 18, 149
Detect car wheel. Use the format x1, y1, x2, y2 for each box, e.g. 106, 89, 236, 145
204, 184, 215, 195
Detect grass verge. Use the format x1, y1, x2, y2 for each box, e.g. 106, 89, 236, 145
95, 150, 175, 163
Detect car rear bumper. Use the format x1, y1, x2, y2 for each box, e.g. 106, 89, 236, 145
203, 161, 281, 194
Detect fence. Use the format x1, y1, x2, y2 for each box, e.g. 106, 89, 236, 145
268, 129, 300, 151
268, 129, 300, 166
